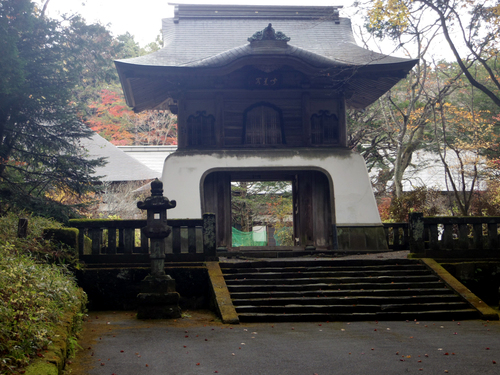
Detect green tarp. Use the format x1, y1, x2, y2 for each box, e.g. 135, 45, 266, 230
232, 227, 267, 247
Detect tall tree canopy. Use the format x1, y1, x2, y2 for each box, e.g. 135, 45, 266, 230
0, 0, 107, 220
366, 0, 500, 108
341, 0, 500, 217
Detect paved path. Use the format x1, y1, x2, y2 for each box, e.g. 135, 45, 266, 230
67, 310, 500, 375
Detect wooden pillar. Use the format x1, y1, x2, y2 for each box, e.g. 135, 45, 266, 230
297, 171, 314, 248
203, 172, 231, 250
292, 174, 300, 246
311, 171, 331, 248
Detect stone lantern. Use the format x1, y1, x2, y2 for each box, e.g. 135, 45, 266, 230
136, 179, 181, 319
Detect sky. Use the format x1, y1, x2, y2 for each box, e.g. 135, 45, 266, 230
40, 0, 459, 61
41, 0, 356, 46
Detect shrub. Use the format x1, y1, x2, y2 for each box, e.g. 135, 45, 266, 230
0, 212, 86, 373
0, 247, 84, 372
0, 212, 81, 268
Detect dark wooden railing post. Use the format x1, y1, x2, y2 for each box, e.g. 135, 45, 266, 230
428, 223, 439, 251
409, 212, 424, 253
457, 222, 469, 250
77, 228, 85, 257
108, 227, 117, 254
487, 222, 498, 250
17, 218, 28, 238
203, 213, 216, 259
473, 223, 483, 250
89, 228, 102, 255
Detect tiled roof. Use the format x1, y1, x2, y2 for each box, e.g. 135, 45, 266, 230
81, 133, 160, 182
115, 4, 418, 110
120, 6, 408, 68
117, 145, 177, 174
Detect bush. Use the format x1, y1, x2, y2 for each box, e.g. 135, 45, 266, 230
0, 212, 82, 268
42, 228, 79, 255
0, 212, 86, 373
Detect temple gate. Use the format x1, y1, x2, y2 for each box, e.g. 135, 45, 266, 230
115, 4, 417, 251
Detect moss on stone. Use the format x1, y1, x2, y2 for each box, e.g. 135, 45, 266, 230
24, 361, 59, 375
206, 262, 239, 324
23, 289, 86, 375
43, 228, 79, 253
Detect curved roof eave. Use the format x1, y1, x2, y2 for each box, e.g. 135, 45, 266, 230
116, 38, 414, 69
115, 51, 418, 112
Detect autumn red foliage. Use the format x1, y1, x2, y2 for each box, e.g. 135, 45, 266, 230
85, 87, 177, 146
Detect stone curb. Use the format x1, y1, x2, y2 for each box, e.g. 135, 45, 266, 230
421, 258, 499, 321
24, 291, 86, 375
206, 261, 239, 324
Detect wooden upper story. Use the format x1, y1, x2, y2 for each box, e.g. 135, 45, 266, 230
115, 4, 418, 151
174, 64, 347, 150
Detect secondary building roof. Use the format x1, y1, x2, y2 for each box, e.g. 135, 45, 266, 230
115, 4, 418, 111
81, 133, 160, 182
117, 145, 177, 175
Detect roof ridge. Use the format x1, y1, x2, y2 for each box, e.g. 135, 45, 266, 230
170, 4, 342, 23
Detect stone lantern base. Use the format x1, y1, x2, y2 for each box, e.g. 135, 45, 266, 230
137, 274, 182, 319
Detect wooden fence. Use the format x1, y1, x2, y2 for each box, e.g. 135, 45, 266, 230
70, 213, 216, 264
383, 222, 409, 251
419, 216, 500, 253
384, 215, 500, 257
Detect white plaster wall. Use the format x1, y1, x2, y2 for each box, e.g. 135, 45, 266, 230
161, 149, 381, 226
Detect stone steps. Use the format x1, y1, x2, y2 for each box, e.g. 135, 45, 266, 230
220, 259, 480, 322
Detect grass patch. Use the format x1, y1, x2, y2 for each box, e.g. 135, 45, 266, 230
0, 212, 86, 373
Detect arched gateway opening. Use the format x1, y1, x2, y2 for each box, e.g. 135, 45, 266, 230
202, 169, 334, 251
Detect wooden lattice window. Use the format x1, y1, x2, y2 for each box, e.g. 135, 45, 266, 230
187, 111, 216, 146
242, 102, 285, 145
311, 110, 339, 145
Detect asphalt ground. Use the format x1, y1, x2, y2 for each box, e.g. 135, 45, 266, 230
66, 310, 500, 375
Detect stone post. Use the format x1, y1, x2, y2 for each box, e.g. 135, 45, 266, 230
18, 218, 28, 238
409, 212, 425, 254
136, 179, 181, 319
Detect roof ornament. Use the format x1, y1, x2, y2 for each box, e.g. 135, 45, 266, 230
248, 23, 291, 43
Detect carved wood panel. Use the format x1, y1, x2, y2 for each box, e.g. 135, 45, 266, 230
187, 111, 216, 146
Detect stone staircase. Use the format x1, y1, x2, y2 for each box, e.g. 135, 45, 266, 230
220, 259, 480, 322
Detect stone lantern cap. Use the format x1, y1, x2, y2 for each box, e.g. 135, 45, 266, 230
137, 179, 177, 210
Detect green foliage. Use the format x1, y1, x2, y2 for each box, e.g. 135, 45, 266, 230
0, 0, 106, 219
42, 228, 79, 254
273, 226, 294, 247
268, 195, 294, 246
231, 181, 292, 230
0, 212, 81, 269
231, 181, 293, 246
0, 213, 85, 373
380, 187, 441, 222
363, 0, 500, 109
388, 188, 437, 222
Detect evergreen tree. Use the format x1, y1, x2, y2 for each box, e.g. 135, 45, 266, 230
0, 0, 105, 221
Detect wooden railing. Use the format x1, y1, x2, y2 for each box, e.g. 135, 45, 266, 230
384, 215, 500, 257
70, 213, 216, 264
419, 216, 500, 252
383, 222, 409, 251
